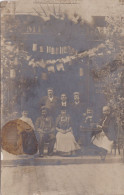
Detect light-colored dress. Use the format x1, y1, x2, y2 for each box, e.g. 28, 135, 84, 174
92, 131, 113, 152
20, 116, 34, 129
54, 114, 80, 153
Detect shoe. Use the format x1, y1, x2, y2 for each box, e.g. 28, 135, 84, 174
100, 155, 106, 161
39, 154, 44, 157
48, 152, 53, 156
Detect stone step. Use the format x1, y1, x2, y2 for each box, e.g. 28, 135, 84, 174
2, 154, 124, 167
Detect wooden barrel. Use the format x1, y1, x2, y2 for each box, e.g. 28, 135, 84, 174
2, 119, 38, 155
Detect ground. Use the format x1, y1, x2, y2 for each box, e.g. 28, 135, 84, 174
1, 151, 124, 195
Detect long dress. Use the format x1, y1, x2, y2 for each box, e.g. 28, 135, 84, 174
54, 114, 80, 154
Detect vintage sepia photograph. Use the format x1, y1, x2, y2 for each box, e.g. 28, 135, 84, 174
1, 0, 124, 194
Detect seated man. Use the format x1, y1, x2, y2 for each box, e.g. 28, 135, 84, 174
79, 108, 108, 160
92, 106, 117, 153
35, 106, 55, 157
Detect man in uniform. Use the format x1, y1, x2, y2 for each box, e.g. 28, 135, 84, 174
35, 106, 55, 157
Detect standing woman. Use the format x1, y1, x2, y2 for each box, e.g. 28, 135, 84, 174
54, 109, 80, 156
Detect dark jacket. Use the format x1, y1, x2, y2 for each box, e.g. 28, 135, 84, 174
35, 116, 55, 134
40, 96, 59, 117
95, 113, 118, 141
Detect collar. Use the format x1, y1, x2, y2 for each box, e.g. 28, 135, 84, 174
48, 96, 53, 102
62, 102, 67, 106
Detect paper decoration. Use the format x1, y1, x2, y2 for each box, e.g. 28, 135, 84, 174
98, 52, 103, 56
64, 46, 68, 54
107, 51, 111, 54
56, 63, 64, 71
79, 68, 84, 77
10, 69, 16, 78
47, 66, 55, 72
40, 60, 46, 68
29, 59, 35, 66
41, 72, 48, 80
1, 68, 3, 74
56, 47, 59, 54
14, 57, 18, 65
27, 56, 31, 61
47, 46, 52, 53
51, 47, 55, 54
60, 47, 62, 54
32, 44, 37, 51
40, 46, 44, 52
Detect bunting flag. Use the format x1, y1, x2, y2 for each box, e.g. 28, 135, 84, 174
41, 72, 48, 80
14, 57, 18, 65
51, 47, 55, 54
29, 59, 35, 66
27, 55, 31, 61
46, 46, 51, 53
56, 47, 59, 54
60, 46, 62, 54
32, 44, 37, 51
40, 46, 44, 52
47, 65, 55, 72
98, 52, 103, 56
64, 46, 68, 54
40, 59, 46, 68
56, 63, 64, 71
28, 43, 108, 69
10, 69, 16, 78
79, 68, 84, 77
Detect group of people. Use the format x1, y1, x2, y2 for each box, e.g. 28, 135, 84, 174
19, 88, 118, 160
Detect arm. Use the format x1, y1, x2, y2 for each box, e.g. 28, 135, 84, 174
35, 118, 41, 131
56, 127, 65, 133
49, 117, 55, 133
29, 119, 35, 129
65, 127, 72, 133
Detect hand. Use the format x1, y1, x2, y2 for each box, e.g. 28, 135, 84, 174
101, 131, 105, 136
61, 130, 66, 134
97, 125, 102, 129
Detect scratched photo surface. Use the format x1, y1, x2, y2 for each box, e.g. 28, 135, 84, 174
1, 0, 124, 195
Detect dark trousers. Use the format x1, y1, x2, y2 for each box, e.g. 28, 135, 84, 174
79, 131, 92, 146
38, 133, 55, 155
73, 125, 80, 142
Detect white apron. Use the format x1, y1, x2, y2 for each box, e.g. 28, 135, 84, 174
92, 131, 113, 152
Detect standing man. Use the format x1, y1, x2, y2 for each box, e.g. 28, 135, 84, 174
58, 93, 70, 114
60, 94, 69, 109
40, 88, 59, 120
71, 92, 85, 142
35, 106, 55, 157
